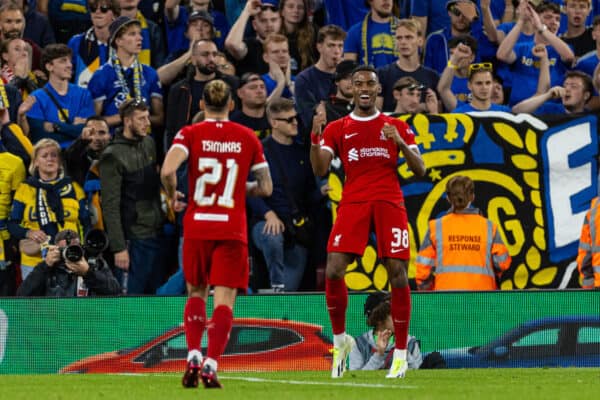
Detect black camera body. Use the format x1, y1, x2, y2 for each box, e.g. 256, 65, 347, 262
58, 229, 109, 267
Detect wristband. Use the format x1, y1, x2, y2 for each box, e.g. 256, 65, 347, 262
310, 132, 321, 146
447, 60, 458, 70
537, 24, 547, 34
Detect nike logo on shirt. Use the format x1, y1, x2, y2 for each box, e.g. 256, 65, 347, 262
344, 133, 359, 139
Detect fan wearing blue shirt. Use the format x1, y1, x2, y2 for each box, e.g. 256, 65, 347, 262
67, 0, 118, 88
496, 1, 575, 105
164, 2, 230, 54
512, 70, 592, 114
87, 16, 163, 132
451, 63, 513, 113
437, 38, 479, 111
343, 0, 399, 68
261, 33, 295, 101
26, 44, 95, 148
423, 0, 482, 74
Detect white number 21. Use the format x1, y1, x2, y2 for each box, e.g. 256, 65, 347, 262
194, 158, 239, 208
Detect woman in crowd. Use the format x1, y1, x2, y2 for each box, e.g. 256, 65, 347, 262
279, 0, 317, 74
8, 138, 90, 280
0, 38, 41, 99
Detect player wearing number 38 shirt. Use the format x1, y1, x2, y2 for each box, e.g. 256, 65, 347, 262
310, 65, 426, 380
161, 80, 272, 389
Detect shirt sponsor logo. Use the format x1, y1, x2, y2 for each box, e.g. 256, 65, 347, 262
348, 148, 359, 162
360, 147, 390, 159
333, 234, 342, 247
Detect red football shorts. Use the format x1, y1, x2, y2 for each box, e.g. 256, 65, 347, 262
182, 239, 249, 291
327, 200, 410, 259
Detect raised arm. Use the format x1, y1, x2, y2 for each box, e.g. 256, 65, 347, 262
225, 0, 262, 60
437, 43, 472, 111
481, 0, 501, 44
309, 109, 333, 177
533, 44, 550, 94
527, 4, 574, 64
165, 0, 181, 23
496, 18, 523, 63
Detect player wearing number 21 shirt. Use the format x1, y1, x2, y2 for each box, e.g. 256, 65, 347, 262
310, 65, 426, 380
161, 80, 272, 389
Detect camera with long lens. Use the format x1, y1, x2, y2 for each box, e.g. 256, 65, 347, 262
59, 229, 109, 265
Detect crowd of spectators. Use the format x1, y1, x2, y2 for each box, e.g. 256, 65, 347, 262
0, 0, 599, 297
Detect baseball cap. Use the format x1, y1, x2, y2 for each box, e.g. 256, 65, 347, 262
109, 16, 141, 47
334, 60, 357, 81
239, 72, 264, 88
261, 0, 279, 10
188, 10, 214, 26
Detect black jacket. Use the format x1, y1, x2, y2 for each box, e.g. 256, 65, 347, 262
98, 130, 164, 252
164, 67, 239, 147
16, 258, 120, 297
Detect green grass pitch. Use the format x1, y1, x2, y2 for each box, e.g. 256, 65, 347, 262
0, 369, 599, 400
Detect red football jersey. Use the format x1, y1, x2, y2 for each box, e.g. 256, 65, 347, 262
172, 119, 268, 243
321, 111, 418, 204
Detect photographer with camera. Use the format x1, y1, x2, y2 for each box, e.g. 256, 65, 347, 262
16, 229, 120, 297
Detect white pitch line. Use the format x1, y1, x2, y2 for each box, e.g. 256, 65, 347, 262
224, 376, 418, 389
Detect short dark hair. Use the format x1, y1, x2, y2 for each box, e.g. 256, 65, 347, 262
85, 115, 109, 127
118, 98, 148, 120
41, 44, 72, 75
351, 64, 378, 78
316, 24, 346, 44
536, 1, 561, 14
448, 34, 478, 54
565, 70, 594, 97
266, 97, 295, 119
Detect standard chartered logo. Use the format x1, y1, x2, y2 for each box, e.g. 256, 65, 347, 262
348, 148, 359, 162
0, 309, 6, 363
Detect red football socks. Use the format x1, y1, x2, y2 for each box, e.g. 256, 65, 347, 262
325, 277, 348, 335
184, 296, 207, 351
206, 305, 233, 362
391, 286, 411, 350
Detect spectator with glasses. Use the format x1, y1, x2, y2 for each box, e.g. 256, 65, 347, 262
423, 0, 481, 75
68, 0, 119, 88
249, 98, 322, 292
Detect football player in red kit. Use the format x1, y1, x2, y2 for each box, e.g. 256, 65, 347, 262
310, 65, 426, 379
161, 80, 272, 389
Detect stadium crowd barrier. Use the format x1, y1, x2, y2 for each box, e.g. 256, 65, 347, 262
0, 290, 598, 373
